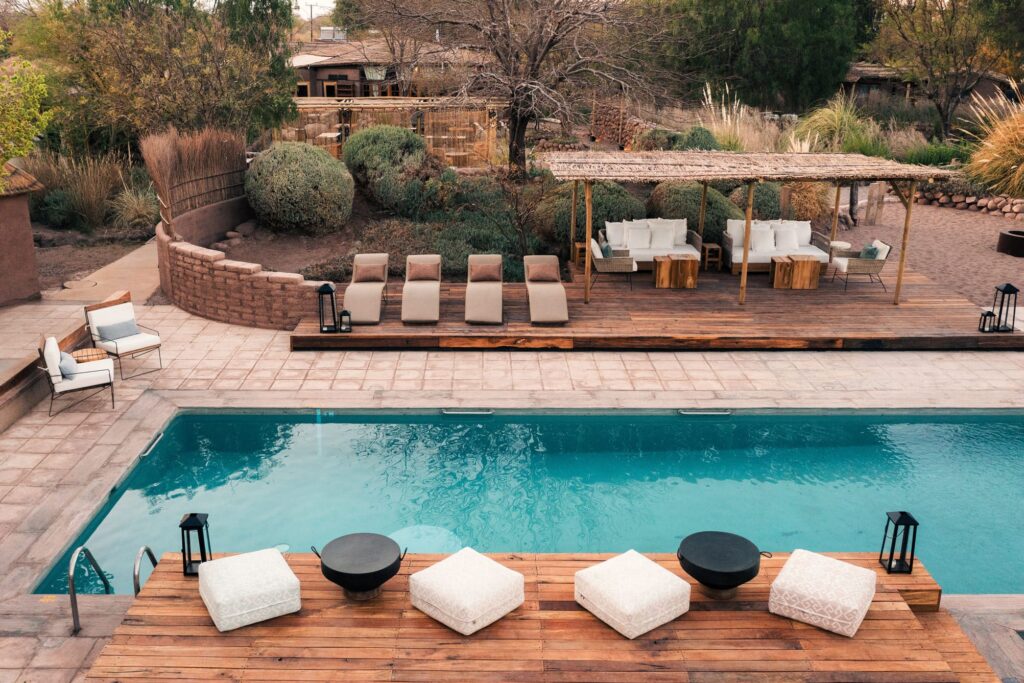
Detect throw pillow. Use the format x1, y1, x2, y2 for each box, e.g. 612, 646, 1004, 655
605, 223, 625, 247
526, 260, 560, 282
601, 242, 613, 258
626, 226, 651, 249
650, 225, 675, 250
407, 260, 440, 281
750, 228, 775, 253
871, 240, 892, 260
859, 245, 880, 259
774, 226, 799, 251
352, 262, 386, 283
58, 352, 78, 379
97, 319, 140, 341
469, 261, 502, 282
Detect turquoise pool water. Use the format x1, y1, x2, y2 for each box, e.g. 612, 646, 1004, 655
37, 411, 1024, 595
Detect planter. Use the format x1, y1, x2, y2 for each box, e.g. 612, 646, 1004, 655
996, 229, 1024, 257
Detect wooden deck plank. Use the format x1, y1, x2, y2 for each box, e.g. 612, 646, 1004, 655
87, 552, 996, 682
290, 265, 1024, 352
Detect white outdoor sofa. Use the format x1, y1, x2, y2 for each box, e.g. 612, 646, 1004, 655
600, 218, 701, 268
722, 219, 831, 274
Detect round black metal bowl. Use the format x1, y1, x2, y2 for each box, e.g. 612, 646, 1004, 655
677, 531, 761, 599
314, 533, 405, 600
996, 230, 1024, 257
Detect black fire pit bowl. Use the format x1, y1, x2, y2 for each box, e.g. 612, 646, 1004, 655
313, 533, 405, 600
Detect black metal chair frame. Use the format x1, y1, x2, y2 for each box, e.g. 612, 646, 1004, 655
90, 323, 163, 381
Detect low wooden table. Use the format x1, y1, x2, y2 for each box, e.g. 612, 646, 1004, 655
702, 243, 722, 272
572, 241, 587, 267
789, 255, 822, 290
653, 256, 673, 288
669, 254, 699, 289
70, 348, 108, 363
769, 256, 793, 289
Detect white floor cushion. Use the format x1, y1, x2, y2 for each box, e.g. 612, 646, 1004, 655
409, 548, 524, 635
768, 549, 876, 637
574, 550, 691, 639
198, 549, 301, 632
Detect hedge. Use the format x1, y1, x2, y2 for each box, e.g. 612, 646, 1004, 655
245, 143, 353, 236
342, 125, 436, 215
647, 181, 742, 244
673, 126, 720, 151
728, 182, 782, 220
537, 180, 646, 244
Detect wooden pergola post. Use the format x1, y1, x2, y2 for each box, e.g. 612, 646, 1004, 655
583, 179, 594, 304
829, 184, 842, 242
738, 182, 756, 305
697, 182, 708, 238
889, 180, 917, 306
569, 180, 579, 257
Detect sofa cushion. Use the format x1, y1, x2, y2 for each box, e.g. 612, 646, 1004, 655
591, 238, 605, 259
650, 225, 675, 250
575, 550, 690, 639
775, 220, 812, 246
626, 226, 651, 249
872, 240, 891, 260
669, 219, 689, 245
199, 549, 301, 633
751, 228, 775, 253
605, 222, 626, 248
410, 548, 525, 635
768, 549, 876, 638
775, 225, 799, 251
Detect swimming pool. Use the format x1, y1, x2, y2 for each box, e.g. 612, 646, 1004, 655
38, 410, 1024, 595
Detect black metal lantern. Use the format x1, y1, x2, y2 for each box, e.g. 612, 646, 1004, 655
318, 283, 338, 333
179, 512, 212, 576
879, 511, 918, 574
338, 309, 352, 333
978, 310, 996, 333
991, 283, 1018, 333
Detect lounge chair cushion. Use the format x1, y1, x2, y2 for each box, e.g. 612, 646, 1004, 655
527, 282, 568, 323
199, 548, 301, 633
53, 359, 114, 393
410, 548, 524, 636
95, 332, 161, 355
872, 240, 891, 260
575, 550, 691, 639
402, 280, 440, 323
58, 352, 78, 379
833, 257, 850, 273
526, 260, 560, 282
768, 549, 876, 637
343, 282, 386, 324
42, 337, 62, 383
465, 281, 502, 324
86, 302, 135, 337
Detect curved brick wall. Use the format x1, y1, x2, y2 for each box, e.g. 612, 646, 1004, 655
156, 198, 324, 330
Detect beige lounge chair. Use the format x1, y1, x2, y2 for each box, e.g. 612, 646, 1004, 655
401, 254, 442, 324
465, 254, 503, 324
524, 255, 568, 325
343, 253, 389, 324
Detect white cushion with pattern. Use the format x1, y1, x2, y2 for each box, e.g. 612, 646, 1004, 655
768, 549, 876, 637
199, 549, 301, 632
410, 548, 524, 636
575, 550, 691, 639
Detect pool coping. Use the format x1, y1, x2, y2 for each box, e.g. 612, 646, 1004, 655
21, 391, 1024, 598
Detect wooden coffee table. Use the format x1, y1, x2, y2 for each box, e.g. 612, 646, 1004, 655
669, 254, 699, 289
789, 255, 822, 290
653, 256, 673, 288
769, 256, 793, 289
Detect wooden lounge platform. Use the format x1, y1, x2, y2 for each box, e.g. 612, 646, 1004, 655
87, 552, 997, 682
291, 265, 1024, 352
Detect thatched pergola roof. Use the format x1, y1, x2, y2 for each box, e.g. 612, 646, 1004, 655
537, 151, 955, 183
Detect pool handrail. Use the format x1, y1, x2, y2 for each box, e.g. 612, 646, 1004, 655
134, 546, 158, 597
68, 545, 112, 635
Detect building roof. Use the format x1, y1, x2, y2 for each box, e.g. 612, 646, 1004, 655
844, 61, 909, 84
536, 151, 955, 183
0, 163, 44, 198
290, 37, 472, 69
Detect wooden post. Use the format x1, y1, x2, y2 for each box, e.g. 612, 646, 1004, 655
829, 184, 842, 242
697, 182, 708, 237
738, 183, 755, 305
569, 180, 579, 257
890, 180, 916, 306
584, 180, 594, 304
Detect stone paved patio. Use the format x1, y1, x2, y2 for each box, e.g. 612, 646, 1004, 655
1, 236, 1024, 678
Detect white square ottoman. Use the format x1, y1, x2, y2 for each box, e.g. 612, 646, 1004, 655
409, 548, 524, 636
574, 550, 691, 639
768, 549, 877, 637
198, 548, 301, 632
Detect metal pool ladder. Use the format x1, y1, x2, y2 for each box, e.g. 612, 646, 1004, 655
133, 546, 158, 597
68, 546, 112, 635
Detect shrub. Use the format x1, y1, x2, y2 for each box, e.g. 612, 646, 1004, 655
647, 181, 742, 245
900, 142, 965, 167
60, 155, 123, 231
728, 182, 782, 220
840, 127, 890, 158
796, 93, 889, 157
245, 143, 354, 236
674, 126, 719, 151
783, 182, 832, 222
107, 185, 160, 239
300, 219, 435, 282
342, 125, 435, 214
634, 128, 684, 151
40, 189, 81, 230
537, 180, 645, 244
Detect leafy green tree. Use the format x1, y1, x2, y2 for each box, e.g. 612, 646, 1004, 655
331, 0, 368, 32
0, 31, 51, 178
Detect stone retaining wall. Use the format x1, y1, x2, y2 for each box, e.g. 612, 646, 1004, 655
914, 190, 1024, 221
156, 199, 324, 330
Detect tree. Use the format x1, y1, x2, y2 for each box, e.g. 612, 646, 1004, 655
872, 0, 1006, 138
977, 0, 1024, 78
366, 0, 676, 171
331, 0, 367, 33
0, 30, 51, 177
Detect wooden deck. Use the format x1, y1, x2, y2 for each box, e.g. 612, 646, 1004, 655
87, 552, 997, 682
291, 265, 1024, 352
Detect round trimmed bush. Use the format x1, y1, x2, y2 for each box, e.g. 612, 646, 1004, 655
673, 126, 720, 151
728, 182, 782, 220
245, 143, 353, 236
647, 181, 742, 245
537, 180, 646, 244
342, 125, 430, 212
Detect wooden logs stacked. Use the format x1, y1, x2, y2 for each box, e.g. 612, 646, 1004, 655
590, 104, 655, 148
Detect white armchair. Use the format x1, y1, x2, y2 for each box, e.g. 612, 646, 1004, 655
84, 292, 162, 380
38, 337, 115, 416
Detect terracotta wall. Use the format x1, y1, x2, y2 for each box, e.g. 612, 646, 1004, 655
0, 194, 40, 305
156, 199, 324, 330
